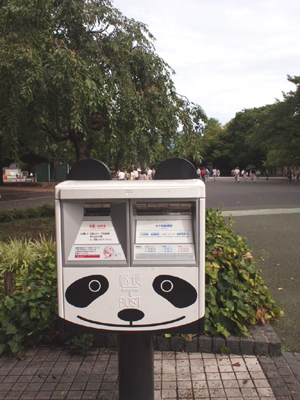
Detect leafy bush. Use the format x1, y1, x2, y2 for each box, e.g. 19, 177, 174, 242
0, 204, 54, 223
0, 208, 283, 355
205, 208, 283, 337
0, 255, 58, 355
0, 235, 56, 274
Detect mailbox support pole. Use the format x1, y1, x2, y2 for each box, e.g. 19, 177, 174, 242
118, 333, 154, 400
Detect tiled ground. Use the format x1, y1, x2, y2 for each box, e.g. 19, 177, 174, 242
154, 352, 275, 399
0, 347, 277, 399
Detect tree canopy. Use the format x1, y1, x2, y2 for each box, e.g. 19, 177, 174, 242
0, 0, 206, 173
200, 75, 300, 173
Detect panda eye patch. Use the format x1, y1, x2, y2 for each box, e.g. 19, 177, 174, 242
153, 275, 197, 308
66, 275, 108, 308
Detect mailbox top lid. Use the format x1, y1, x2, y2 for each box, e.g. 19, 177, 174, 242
55, 179, 205, 200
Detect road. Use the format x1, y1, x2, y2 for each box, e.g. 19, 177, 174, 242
0, 183, 55, 210
206, 176, 300, 352
1, 177, 299, 350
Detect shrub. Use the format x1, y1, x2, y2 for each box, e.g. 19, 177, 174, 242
0, 235, 55, 275
0, 205, 54, 223
0, 255, 58, 355
205, 208, 283, 337
0, 208, 283, 354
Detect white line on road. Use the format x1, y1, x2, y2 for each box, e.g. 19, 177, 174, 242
222, 208, 300, 217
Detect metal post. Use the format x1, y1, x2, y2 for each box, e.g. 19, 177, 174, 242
117, 333, 154, 400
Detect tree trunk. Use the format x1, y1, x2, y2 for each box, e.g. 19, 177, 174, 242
71, 133, 90, 162
0, 162, 4, 186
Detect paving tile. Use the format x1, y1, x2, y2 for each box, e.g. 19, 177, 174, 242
222, 379, 239, 388
162, 389, 177, 398
207, 380, 223, 389
193, 380, 207, 389
34, 391, 53, 399
225, 387, 243, 397
193, 388, 209, 398
208, 388, 226, 398
256, 387, 275, 397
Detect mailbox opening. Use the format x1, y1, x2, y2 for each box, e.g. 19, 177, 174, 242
84, 203, 110, 216
134, 202, 193, 216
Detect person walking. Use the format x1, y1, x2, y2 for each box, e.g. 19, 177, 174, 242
138, 169, 147, 180
147, 167, 153, 180
234, 167, 240, 183
265, 169, 269, 180
201, 168, 206, 183
212, 168, 217, 182
296, 168, 299, 183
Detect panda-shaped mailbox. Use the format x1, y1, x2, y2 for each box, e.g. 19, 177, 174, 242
55, 158, 205, 337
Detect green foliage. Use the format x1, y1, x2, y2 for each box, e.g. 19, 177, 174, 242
0, 255, 58, 355
205, 208, 283, 338
0, 235, 56, 274
64, 334, 94, 351
0, 210, 283, 355
0, 0, 205, 169
200, 75, 300, 171
255, 76, 300, 166
0, 204, 54, 223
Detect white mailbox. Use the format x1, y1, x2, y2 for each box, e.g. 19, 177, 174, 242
55, 163, 205, 335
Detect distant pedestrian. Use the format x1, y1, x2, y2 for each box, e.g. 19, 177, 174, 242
118, 169, 126, 180
212, 168, 217, 182
138, 169, 147, 180
265, 169, 269, 180
242, 169, 247, 181
134, 167, 139, 180
234, 167, 240, 183
147, 167, 153, 180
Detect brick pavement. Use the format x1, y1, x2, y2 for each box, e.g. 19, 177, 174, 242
0, 346, 281, 400
260, 353, 300, 400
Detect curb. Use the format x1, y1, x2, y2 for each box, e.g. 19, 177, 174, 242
93, 322, 281, 357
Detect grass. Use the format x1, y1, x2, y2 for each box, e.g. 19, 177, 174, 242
0, 217, 56, 242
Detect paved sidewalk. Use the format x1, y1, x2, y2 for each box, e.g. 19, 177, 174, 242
0, 346, 281, 400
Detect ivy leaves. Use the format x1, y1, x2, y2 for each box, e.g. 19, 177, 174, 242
205, 208, 283, 338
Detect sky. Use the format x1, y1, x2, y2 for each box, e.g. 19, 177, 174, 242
113, 0, 300, 125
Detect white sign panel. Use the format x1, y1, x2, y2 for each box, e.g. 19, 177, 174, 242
68, 220, 126, 261
134, 244, 195, 260
136, 219, 193, 244
68, 244, 125, 261
74, 220, 118, 244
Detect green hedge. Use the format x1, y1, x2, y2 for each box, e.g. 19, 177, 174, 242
0, 208, 283, 355
0, 204, 54, 223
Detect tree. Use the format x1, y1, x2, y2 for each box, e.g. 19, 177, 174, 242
256, 76, 300, 167
0, 0, 206, 174
220, 107, 268, 171
200, 118, 229, 170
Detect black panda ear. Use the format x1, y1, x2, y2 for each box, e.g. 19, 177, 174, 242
153, 275, 197, 308
66, 275, 109, 308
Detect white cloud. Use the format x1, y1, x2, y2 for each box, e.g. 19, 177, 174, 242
113, 0, 300, 124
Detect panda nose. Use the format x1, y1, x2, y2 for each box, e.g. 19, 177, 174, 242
118, 309, 145, 323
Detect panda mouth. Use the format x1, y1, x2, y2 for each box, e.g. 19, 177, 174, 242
77, 315, 185, 328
